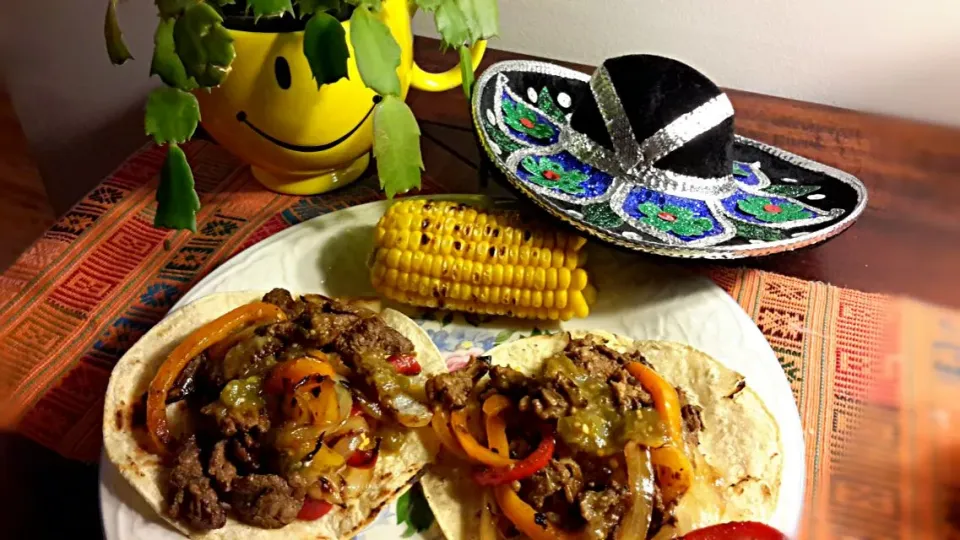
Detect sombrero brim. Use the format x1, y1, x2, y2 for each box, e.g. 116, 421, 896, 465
472, 60, 868, 259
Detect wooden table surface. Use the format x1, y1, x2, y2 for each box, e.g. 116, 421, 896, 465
409, 37, 960, 308
4, 37, 960, 539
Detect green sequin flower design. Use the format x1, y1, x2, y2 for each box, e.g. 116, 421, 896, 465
521, 156, 587, 195
738, 196, 811, 223
637, 202, 714, 237
502, 99, 555, 140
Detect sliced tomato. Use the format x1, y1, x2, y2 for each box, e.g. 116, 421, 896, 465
297, 498, 333, 521
681, 522, 787, 540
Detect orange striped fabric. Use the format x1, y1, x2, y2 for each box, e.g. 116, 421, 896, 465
0, 141, 954, 538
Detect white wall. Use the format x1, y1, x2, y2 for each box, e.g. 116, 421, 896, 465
415, 0, 960, 127
2, 0, 158, 213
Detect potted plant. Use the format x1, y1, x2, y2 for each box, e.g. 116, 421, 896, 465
104, 0, 497, 231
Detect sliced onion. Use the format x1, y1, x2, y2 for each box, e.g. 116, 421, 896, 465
341, 464, 375, 500
334, 383, 353, 425
619, 441, 655, 540
352, 389, 384, 421
309, 473, 345, 506
391, 392, 434, 428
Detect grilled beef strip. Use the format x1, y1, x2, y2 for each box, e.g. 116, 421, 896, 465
166, 438, 227, 531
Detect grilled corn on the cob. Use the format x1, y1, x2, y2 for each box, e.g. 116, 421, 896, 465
371, 200, 594, 321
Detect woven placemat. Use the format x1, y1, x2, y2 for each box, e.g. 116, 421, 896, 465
0, 141, 950, 538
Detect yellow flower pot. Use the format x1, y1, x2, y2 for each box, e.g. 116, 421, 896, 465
195, 0, 486, 195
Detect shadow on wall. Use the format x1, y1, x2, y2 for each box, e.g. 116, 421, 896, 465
1, 0, 159, 214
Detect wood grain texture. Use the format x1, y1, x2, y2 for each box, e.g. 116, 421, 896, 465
410, 37, 960, 307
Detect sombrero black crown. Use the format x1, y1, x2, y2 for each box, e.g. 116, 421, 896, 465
565, 55, 737, 193
570, 55, 734, 180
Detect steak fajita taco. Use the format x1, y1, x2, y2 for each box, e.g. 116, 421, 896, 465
103, 289, 446, 539
421, 331, 783, 540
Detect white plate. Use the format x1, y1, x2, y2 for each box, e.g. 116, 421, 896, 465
99, 196, 804, 539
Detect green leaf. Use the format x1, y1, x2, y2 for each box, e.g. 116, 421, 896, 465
156, 0, 197, 18
373, 95, 422, 198
395, 485, 433, 537
155, 144, 201, 232
349, 6, 401, 96
764, 184, 821, 198
459, 0, 498, 39
299, 0, 340, 16
395, 489, 411, 524
458, 45, 474, 99
145, 87, 201, 144
303, 12, 350, 88
105, 0, 134, 65
351, 0, 382, 11
246, 0, 294, 20
530, 327, 543, 337
433, 0, 471, 49
494, 329, 514, 345
174, 3, 236, 87
414, 0, 443, 12
151, 19, 198, 90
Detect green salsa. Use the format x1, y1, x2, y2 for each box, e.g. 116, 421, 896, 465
544, 355, 667, 456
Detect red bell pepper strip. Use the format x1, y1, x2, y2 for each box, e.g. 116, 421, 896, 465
297, 498, 333, 521
387, 353, 422, 375
681, 521, 787, 540
345, 439, 380, 469
473, 425, 555, 486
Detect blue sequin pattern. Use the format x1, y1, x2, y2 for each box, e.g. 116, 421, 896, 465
517, 152, 614, 199
732, 161, 761, 186
622, 187, 723, 241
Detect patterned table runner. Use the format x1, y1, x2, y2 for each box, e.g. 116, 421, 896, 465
0, 141, 954, 538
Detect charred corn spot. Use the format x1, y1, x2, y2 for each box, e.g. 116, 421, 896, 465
372, 200, 594, 321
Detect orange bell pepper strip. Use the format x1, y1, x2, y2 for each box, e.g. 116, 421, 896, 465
451, 408, 516, 467
493, 484, 583, 540
263, 356, 336, 395
146, 302, 286, 457
431, 410, 469, 460
482, 395, 512, 457
625, 361, 683, 444
626, 361, 695, 505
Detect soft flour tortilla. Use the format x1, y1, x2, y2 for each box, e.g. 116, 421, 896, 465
103, 291, 446, 540
422, 330, 783, 540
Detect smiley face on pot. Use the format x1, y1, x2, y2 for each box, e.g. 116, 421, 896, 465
194, 0, 481, 195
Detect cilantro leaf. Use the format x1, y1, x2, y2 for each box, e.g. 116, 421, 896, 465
145, 87, 201, 145
174, 3, 236, 87
151, 19, 198, 90
396, 485, 433, 537
104, 0, 133, 65
299, 0, 341, 16
349, 6, 401, 96
303, 12, 350, 88
459, 45, 474, 99
246, 0, 294, 20
156, 0, 196, 19
155, 144, 201, 232
433, 1, 471, 49
373, 95, 422, 198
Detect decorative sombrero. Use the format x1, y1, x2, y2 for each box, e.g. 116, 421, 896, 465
472, 55, 868, 258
